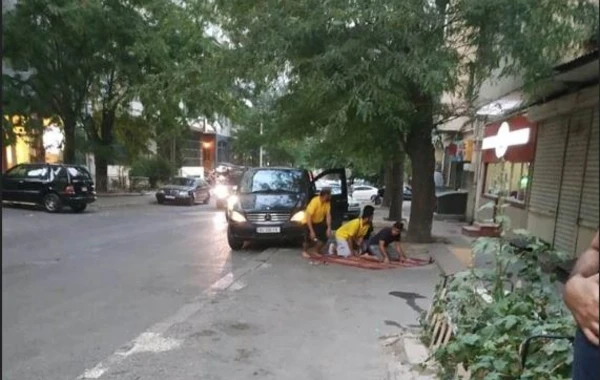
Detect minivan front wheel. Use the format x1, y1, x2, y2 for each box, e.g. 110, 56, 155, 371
43, 193, 62, 213
227, 227, 244, 250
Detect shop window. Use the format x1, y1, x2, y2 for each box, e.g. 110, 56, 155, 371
484, 161, 531, 203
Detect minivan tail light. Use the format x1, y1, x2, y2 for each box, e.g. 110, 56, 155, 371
64, 185, 75, 194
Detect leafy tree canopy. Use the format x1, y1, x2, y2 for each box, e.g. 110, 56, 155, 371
217, 0, 597, 241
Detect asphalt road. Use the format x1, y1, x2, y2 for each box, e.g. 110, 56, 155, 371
2, 202, 244, 380
2, 201, 439, 380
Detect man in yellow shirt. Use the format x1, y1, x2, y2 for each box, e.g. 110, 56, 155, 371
334, 205, 374, 257
302, 188, 332, 257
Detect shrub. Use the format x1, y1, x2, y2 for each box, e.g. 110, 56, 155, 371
129, 156, 176, 188
422, 183, 574, 379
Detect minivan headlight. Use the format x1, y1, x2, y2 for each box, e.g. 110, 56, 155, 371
227, 195, 239, 210
230, 211, 247, 223
214, 185, 229, 199
290, 211, 305, 223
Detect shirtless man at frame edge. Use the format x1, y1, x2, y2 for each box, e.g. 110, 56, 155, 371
563, 230, 599, 380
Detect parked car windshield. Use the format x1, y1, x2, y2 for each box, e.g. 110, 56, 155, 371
170, 177, 195, 187
239, 170, 305, 194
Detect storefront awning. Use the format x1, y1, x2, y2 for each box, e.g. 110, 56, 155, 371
476, 48, 599, 119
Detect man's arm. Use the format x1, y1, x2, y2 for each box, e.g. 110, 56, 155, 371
306, 212, 315, 238
393, 241, 407, 260
326, 207, 332, 231
570, 232, 599, 278
564, 231, 599, 345
379, 240, 389, 262
305, 200, 317, 239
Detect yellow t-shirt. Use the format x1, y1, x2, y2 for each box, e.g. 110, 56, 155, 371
304, 196, 331, 224
335, 218, 369, 240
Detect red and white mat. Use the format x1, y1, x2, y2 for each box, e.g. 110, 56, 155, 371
303, 254, 434, 270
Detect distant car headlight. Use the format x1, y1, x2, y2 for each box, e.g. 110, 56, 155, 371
214, 185, 229, 199
290, 211, 305, 223
230, 211, 246, 223
157, 189, 164, 194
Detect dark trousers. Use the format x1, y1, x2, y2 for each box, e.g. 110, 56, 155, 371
573, 329, 600, 380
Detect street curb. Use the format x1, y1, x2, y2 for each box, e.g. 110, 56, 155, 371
96, 192, 151, 197
91, 195, 155, 210
92, 202, 154, 210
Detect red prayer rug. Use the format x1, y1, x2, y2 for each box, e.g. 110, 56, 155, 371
303, 254, 434, 270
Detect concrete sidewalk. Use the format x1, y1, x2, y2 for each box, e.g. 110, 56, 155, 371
87, 248, 440, 380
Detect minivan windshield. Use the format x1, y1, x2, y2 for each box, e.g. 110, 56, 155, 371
239, 170, 305, 194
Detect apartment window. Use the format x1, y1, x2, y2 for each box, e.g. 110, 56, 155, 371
484, 161, 531, 204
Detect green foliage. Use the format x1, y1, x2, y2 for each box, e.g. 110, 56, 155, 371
129, 156, 176, 188
423, 180, 575, 379
217, 0, 597, 241
430, 247, 574, 379
3, 0, 239, 169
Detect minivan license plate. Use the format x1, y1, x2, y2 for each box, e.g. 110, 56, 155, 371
257, 227, 280, 234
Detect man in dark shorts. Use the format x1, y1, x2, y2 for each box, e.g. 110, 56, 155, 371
365, 222, 407, 263
563, 230, 599, 380
302, 188, 332, 257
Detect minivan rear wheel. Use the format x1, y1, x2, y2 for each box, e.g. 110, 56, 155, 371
43, 193, 62, 213
227, 227, 244, 250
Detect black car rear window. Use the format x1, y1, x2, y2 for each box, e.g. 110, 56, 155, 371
239, 170, 306, 194
66, 166, 92, 179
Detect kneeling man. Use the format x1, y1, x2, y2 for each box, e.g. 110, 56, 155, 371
366, 222, 407, 263
334, 206, 374, 257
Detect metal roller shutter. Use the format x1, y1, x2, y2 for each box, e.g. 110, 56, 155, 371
554, 108, 594, 255
579, 107, 599, 227
529, 117, 568, 215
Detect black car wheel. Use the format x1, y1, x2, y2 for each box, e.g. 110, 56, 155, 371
227, 227, 244, 250
43, 193, 62, 213
157, 197, 165, 205
203, 194, 211, 205
71, 204, 87, 213
187, 194, 195, 206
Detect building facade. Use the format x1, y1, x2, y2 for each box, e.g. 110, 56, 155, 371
464, 50, 599, 261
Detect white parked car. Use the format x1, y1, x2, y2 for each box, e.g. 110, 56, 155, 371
346, 194, 361, 219
351, 185, 379, 203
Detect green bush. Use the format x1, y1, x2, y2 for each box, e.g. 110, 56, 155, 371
422, 194, 574, 380
129, 156, 176, 188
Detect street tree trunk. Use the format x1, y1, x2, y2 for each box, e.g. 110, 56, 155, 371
387, 152, 404, 222
62, 117, 77, 164
94, 109, 116, 192
406, 97, 436, 243
382, 161, 393, 207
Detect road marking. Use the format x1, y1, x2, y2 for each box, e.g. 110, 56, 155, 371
75, 250, 276, 379
118, 332, 182, 357
228, 280, 247, 292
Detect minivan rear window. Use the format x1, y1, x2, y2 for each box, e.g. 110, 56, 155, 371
239, 170, 306, 194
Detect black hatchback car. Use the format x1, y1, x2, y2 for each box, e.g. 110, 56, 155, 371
225, 167, 348, 250
2, 163, 96, 213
